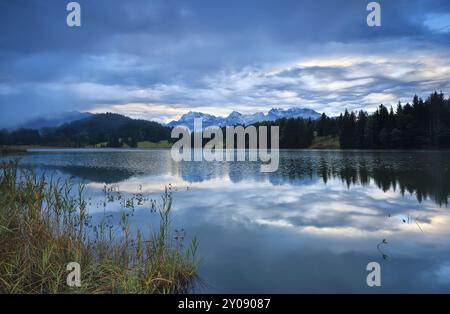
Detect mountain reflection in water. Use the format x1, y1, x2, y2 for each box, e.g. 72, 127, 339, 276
4, 149, 450, 292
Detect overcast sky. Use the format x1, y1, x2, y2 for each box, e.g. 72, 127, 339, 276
1, 0, 450, 127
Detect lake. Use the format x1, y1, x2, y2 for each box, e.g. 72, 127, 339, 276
3, 149, 450, 293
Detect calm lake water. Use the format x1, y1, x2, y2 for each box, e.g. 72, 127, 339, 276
3, 149, 450, 293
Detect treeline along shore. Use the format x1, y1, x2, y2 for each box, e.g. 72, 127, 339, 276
1, 91, 450, 150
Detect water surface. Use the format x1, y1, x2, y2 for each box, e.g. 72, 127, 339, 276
4, 149, 450, 293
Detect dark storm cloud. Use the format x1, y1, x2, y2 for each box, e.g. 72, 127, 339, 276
1, 0, 450, 126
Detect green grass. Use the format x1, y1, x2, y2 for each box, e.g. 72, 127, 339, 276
93, 142, 108, 148
0, 161, 198, 293
137, 140, 172, 148
92, 141, 172, 148
310, 135, 340, 149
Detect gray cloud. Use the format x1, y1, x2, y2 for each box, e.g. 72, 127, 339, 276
1, 0, 450, 126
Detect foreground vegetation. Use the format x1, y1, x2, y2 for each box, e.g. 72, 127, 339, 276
0, 162, 198, 293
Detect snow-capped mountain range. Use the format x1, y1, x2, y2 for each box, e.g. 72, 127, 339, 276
168, 107, 321, 130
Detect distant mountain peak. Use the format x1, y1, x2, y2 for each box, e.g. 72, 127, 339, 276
228, 111, 242, 117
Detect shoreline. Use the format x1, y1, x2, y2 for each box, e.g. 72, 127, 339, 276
3, 146, 450, 153
3, 144, 450, 154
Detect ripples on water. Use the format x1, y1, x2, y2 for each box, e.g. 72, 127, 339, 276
3, 149, 450, 292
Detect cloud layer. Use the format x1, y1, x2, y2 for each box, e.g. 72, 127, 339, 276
1, 0, 450, 126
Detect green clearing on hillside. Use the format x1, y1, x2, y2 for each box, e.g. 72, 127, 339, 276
310, 135, 340, 149
137, 140, 172, 148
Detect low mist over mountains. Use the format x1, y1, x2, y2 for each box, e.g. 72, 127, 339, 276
16, 112, 93, 130
168, 107, 321, 130
1, 113, 171, 147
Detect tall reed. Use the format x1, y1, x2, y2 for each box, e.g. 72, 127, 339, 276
0, 161, 198, 293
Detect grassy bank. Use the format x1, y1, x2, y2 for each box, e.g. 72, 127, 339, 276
0, 146, 27, 155
0, 162, 198, 293
91, 140, 172, 148
137, 140, 172, 148
310, 135, 340, 149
